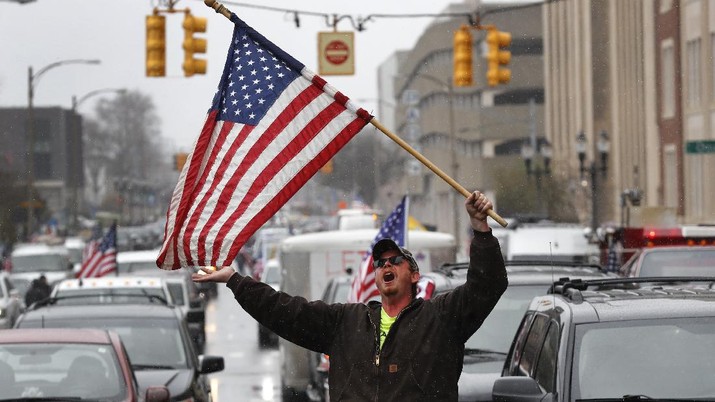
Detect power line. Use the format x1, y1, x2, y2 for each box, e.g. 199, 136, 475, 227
216, 0, 558, 32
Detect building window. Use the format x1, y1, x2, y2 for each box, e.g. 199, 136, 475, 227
663, 144, 678, 208
659, 0, 672, 13
661, 41, 675, 118
689, 156, 703, 218
686, 38, 701, 108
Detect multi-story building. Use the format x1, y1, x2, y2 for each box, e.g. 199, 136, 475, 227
380, 1, 544, 253
544, 0, 715, 227
0, 107, 83, 232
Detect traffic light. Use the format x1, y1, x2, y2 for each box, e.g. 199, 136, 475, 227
486, 27, 511, 86
175, 152, 189, 171
453, 25, 473, 87
182, 12, 208, 77
146, 14, 166, 77
320, 159, 333, 174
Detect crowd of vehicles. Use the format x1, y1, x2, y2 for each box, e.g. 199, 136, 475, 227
1, 212, 714, 401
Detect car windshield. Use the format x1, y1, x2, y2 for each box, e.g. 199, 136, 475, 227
638, 249, 715, 277
573, 317, 715, 400
18, 317, 189, 369
465, 285, 546, 353
10, 254, 67, 273
117, 261, 158, 274
0, 343, 126, 401
53, 288, 168, 305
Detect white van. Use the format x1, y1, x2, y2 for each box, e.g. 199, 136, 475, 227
278, 228, 456, 399
9, 243, 72, 287
505, 223, 600, 264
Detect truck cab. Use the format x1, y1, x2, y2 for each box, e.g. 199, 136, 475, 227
9, 243, 72, 287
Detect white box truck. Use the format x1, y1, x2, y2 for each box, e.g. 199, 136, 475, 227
278, 228, 456, 401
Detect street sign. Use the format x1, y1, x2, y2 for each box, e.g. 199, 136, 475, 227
686, 140, 715, 154
318, 31, 355, 76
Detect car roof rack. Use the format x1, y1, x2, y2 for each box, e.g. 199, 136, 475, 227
29, 293, 169, 310
435, 262, 468, 276
548, 276, 715, 303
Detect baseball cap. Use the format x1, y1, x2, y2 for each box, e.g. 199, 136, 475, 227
372, 239, 419, 272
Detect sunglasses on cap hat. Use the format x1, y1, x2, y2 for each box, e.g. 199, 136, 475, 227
373, 255, 407, 269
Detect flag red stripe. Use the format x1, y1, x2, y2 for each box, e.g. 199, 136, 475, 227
195, 84, 323, 264
158, 112, 219, 268
222, 116, 366, 265
211, 101, 345, 263
180, 122, 250, 266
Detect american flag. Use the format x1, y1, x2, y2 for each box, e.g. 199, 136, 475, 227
348, 196, 409, 303
77, 223, 117, 278
157, 14, 372, 270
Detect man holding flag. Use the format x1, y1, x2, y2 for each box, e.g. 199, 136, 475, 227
194, 191, 507, 401
164, 5, 506, 400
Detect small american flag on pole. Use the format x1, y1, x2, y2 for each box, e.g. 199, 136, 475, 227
157, 14, 372, 270
77, 222, 117, 278
348, 196, 409, 303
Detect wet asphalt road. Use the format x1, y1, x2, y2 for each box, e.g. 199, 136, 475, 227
204, 287, 282, 402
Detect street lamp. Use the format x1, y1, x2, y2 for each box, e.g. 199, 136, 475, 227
70, 88, 126, 231
412, 73, 460, 245
26, 59, 100, 239
575, 130, 610, 238
521, 139, 551, 217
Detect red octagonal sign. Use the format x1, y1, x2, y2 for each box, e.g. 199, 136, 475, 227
325, 40, 349, 65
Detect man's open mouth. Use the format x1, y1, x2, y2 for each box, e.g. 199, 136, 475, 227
383, 272, 395, 282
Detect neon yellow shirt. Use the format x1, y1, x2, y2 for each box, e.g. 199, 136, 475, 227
379, 307, 397, 350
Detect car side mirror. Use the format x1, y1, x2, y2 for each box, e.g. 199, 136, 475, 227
145, 385, 170, 402
198, 355, 224, 374
492, 376, 546, 402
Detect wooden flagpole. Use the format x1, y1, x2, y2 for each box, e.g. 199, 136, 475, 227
370, 119, 507, 227
203, 0, 508, 228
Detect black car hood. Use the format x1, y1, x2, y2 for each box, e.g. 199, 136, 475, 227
135, 368, 193, 398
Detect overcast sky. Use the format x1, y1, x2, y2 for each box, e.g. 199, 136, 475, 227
0, 0, 482, 152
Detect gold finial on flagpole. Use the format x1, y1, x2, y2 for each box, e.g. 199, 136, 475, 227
204, 0, 232, 20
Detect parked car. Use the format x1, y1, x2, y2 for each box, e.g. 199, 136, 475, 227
493, 277, 715, 401
620, 245, 715, 277
15, 302, 223, 401
431, 261, 612, 402
258, 258, 281, 348
0, 271, 23, 329
0, 328, 169, 401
